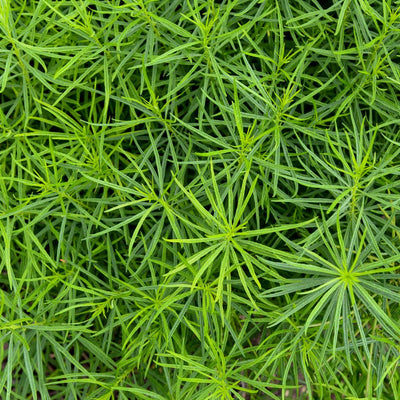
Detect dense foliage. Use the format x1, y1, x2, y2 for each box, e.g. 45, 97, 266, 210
1, 0, 400, 399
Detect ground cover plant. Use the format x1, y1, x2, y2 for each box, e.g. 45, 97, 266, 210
1, 0, 400, 399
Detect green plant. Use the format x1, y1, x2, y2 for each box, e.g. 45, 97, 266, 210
1, 0, 399, 399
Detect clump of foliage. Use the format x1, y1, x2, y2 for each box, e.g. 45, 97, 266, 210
1, 0, 400, 399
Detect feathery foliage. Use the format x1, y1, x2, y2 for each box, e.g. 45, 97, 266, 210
1, 0, 400, 399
